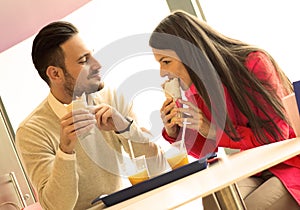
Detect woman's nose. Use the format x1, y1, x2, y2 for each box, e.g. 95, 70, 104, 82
160, 68, 168, 77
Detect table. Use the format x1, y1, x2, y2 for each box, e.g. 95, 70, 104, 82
102, 138, 300, 210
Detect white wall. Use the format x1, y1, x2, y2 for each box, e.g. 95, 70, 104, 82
201, 0, 300, 81
0, 0, 170, 131
1, 0, 300, 132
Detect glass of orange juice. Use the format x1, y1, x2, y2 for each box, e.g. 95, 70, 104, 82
126, 155, 150, 185
165, 140, 189, 170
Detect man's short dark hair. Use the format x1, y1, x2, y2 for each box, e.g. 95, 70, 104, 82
32, 21, 78, 85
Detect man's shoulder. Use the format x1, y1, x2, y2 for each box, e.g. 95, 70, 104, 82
18, 98, 55, 130
93, 87, 119, 104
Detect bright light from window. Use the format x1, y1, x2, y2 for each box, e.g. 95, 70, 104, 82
200, 0, 300, 81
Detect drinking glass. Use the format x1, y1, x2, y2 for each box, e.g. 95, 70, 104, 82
118, 154, 150, 185
127, 155, 150, 185
164, 140, 189, 170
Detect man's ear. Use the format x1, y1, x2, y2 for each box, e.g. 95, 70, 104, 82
46, 66, 64, 83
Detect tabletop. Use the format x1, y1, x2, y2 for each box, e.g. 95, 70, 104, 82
102, 138, 300, 210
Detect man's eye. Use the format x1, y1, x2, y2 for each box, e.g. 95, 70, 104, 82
162, 60, 171, 64
79, 60, 87, 64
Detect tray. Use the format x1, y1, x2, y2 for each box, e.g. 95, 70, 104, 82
92, 152, 216, 207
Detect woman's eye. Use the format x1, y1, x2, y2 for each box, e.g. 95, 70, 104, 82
162, 60, 171, 64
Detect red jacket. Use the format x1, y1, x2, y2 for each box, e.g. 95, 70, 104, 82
162, 51, 300, 204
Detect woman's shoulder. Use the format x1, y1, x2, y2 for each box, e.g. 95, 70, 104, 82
246, 51, 269, 65
245, 51, 274, 73
244, 50, 279, 86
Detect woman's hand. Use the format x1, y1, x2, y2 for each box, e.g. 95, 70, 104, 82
160, 97, 180, 138
174, 99, 216, 139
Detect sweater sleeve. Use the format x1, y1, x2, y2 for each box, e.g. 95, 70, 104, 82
97, 88, 150, 143
101, 88, 170, 177
162, 127, 176, 144
16, 125, 79, 210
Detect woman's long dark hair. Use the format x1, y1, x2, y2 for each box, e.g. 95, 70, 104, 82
149, 10, 293, 144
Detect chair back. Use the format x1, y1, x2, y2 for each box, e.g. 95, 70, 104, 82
282, 93, 300, 136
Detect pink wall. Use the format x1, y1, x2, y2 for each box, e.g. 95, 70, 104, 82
0, 0, 91, 53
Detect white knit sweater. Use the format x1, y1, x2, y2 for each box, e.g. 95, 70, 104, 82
16, 88, 168, 210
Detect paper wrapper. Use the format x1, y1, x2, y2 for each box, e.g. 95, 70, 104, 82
65, 93, 96, 138
66, 93, 88, 112
162, 78, 182, 99
162, 78, 182, 123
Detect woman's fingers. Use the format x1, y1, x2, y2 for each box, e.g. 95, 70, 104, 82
178, 99, 199, 112
174, 100, 215, 138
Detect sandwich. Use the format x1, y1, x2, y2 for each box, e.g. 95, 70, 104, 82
162, 78, 182, 122
162, 78, 181, 99
66, 94, 88, 112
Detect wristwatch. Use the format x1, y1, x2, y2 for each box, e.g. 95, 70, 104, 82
115, 117, 133, 134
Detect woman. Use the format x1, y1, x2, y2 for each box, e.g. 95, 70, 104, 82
149, 10, 300, 209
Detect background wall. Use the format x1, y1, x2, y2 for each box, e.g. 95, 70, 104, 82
0, 0, 300, 133
201, 0, 300, 81
0, 0, 91, 53
0, 0, 170, 131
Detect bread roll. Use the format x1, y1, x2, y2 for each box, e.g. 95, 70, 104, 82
162, 78, 181, 99
162, 78, 182, 122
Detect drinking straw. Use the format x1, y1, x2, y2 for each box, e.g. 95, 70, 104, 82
180, 118, 187, 151
128, 140, 135, 158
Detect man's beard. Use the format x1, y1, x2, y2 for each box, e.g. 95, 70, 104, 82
63, 73, 78, 99
63, 72, 104, 99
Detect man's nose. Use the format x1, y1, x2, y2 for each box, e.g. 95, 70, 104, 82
91, 56, 101, 70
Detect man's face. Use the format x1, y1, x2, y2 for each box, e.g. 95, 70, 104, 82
61, 34, 103, 98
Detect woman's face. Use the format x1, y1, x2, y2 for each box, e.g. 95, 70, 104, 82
152, 48, 192, 90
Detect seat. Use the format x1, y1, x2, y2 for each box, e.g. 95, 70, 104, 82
0, 172, 26, 210
22, 202, 42, 210
282, 93, 300, 136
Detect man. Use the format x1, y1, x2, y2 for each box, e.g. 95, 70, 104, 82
15, 21, 168, 210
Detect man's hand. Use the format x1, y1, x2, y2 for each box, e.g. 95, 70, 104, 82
90, 104, 129, 132
60, 109, 96, 154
